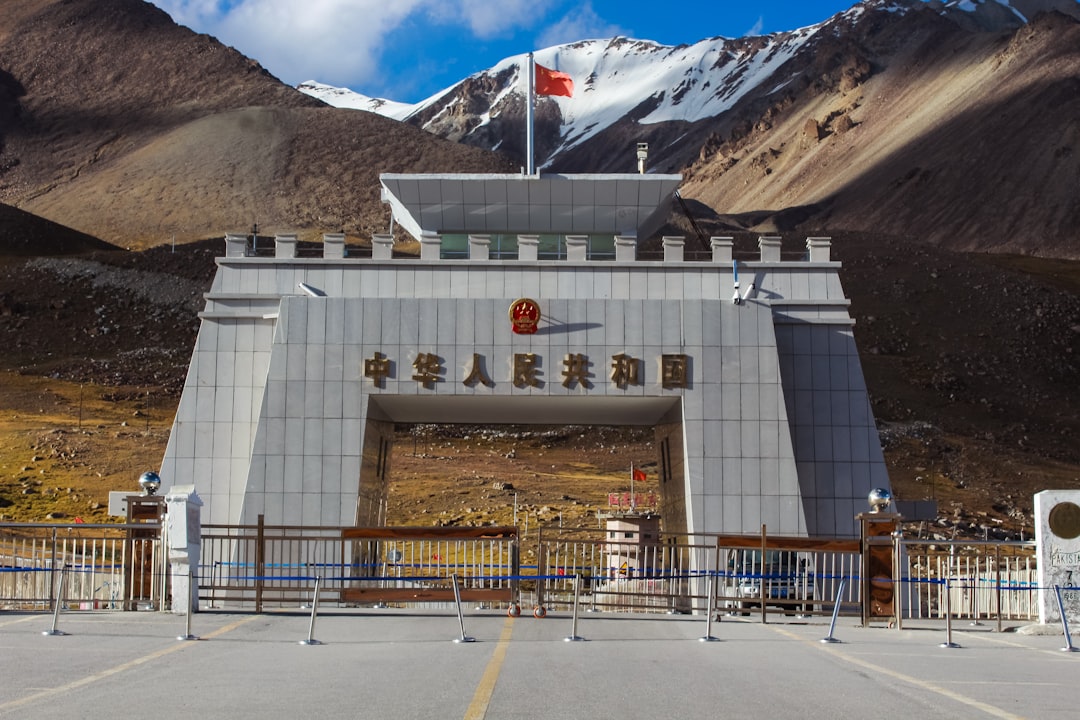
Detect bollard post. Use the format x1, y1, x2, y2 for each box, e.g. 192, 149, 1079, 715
698, 572, 719, 642
939, 576, 960, 649
820, 578, 847, 644
451, 575, 476, 643
42, 565, 69, 637
178, 571, 200, 641
565, 575, 585, 642
299, 576, 324, 646
1054, 585, 1078, 653
995, 544, 1003, 634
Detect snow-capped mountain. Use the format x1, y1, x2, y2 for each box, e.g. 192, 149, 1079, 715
296, 81, 415, 121
300, 0, 1080, 172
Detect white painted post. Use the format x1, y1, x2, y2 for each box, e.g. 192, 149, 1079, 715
165, 485, 203, 614
710, 237, 733, 263
372, 233, 394, 260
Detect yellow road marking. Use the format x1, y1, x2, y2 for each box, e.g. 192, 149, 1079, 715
463, 616, 515, 720
0, 614, 259, 715
0, 616, 36, 628
769, 626, 1025, 720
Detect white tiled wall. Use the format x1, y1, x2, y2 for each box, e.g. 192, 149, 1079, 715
161, 256, 888, 537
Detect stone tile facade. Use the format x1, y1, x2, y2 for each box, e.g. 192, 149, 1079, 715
160, 233, 889, 537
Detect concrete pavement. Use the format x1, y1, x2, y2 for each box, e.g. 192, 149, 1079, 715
1, 608, 1077, 719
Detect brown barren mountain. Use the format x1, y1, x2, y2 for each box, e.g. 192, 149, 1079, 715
681, 10, 1080, 258
0, 0, 514, 247
0, 0, 1077, 538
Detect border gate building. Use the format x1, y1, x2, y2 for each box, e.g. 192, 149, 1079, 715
159, 173, 890, 538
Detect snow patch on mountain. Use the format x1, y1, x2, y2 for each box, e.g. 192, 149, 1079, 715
297, 81, 414, 121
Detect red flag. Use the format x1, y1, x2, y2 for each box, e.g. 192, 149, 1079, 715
535, 63, 573, 97
632, 467, 647, 483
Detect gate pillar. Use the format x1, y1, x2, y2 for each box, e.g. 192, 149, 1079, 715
858, 489, 901, 626
165, 485, 203, 614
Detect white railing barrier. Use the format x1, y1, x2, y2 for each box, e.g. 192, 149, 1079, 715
698, 572, 719, 642
821, 577, 847, 644
42, 565, 68, 637
177, 570, 199, 642
299, 576, 324, 646
451, 575, 476, 644
940, 577, 960, 649
565, 575, 584, 642
1054, 586, 1078, 653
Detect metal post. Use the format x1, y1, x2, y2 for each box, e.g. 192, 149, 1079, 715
969, 555, 982, 626
451, 575, 476, 643
995, 544, 1003, 634
255, 514, 265, 614
178, 571, 200, 641
299, 576, 324, 645
1054, 585, 1078, 653
759, 524, 767, 624
940, 576, 960, 648
698, 572, 719, 642
565, 575, 585, 642
42, 565, 68, 636
821, 577, 847, 643
893, 530, 903, 631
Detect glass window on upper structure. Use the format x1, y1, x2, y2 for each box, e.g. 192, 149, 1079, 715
439, 234, 617, 260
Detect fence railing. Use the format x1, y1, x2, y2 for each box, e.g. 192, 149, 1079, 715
198, 521, 520, 611
900, 540, 1038, 625
0, 522, 166, 610
534, 527, 864, 618
0, 520, 1044, 625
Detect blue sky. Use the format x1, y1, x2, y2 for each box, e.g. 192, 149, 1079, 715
150, 1, 858, 103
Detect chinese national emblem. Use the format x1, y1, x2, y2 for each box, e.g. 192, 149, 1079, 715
509, 298, 541, 335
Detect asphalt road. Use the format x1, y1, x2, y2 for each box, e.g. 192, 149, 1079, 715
1, 608, 1077, 719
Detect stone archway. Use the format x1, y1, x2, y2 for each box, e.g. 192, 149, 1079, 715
355, 395, 687, 535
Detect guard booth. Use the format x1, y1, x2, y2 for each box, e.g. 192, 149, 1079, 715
123, 472, 165, 609
859, 489, 901, 625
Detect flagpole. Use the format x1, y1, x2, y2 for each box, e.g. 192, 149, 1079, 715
630, 463, 636, 512
526, 52, 535, 176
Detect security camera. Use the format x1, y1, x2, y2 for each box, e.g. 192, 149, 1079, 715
741, 282, 756, 302
732, 288, 742, 305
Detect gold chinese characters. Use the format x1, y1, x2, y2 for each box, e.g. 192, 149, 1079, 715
363, 351, 690, 390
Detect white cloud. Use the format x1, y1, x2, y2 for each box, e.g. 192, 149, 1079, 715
455, 0, 558, 37
151, 0, 449, 89
535, 2, 627, 48
150, 0, 227, 28
151, 0, 561, 89
745, 16, 765, 37
219, 0, 431, 87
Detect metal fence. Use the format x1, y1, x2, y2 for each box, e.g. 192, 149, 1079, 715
0, 520, 1044, 625
534, 529, 1040, 624
535, 526, 863, 618
0, 522, 166, 610
899, 540, 1038, 624
198, 521, 520, 611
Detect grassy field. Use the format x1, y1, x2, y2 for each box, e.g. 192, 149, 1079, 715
0, 372, 172, 522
